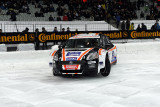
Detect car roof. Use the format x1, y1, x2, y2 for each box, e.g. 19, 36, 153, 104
69, 33, 100, 39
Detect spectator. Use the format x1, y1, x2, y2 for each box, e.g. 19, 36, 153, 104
116, 14, 121, 28
42, 27, 47, 49
121, 21, 125, 31
49, 5, 55, 12
49, 15, 54, 21
106, 12, 111, 23
136, 24, 141, 32
129, 23, 134, 30
151, 23, 157, 31
62, 28, 65, 32
57, 16, 61, 21
35, 28, 39, 50
126, 19, 130, 30
66, 27, 70, 32
0, 29, 2, 33
75, 29, 78, 32
140, 11, 144, 19
42, 27, 47, 32
22, 27, 29, 33
35, 11, 39, 17
53, 27, 58, 32
35, 28, 39, 33
155, 23, 160, 30
141, 23, 147, 30
63, 15, 68, 21
10, 11, 16, 21
39, 11, 44, 17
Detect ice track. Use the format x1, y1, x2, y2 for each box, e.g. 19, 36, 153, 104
0, 41, 160, 107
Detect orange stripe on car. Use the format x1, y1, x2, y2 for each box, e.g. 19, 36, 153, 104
72, 34, 79, 38
51, 50, 57, 56
108, 46, 116, 52
78, 48, 93, 60
62, 49, 65, 61
62, 49, 67, 70
95, 33, 99, 36
75, 48, 93, 70
99, 48, 103, 55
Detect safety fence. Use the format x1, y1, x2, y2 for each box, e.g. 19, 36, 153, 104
0, 21, 117, 32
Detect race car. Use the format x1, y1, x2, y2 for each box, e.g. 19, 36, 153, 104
49, 33, 117, 76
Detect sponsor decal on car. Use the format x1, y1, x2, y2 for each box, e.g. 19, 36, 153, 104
66, 57, 77, 61
65, 65, 79, 69
111, 51, 117, 63
66, 52, 81, 56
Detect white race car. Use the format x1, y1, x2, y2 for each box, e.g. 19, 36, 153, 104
49, 33, 117, 76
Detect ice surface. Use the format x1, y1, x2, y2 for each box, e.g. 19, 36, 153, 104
0, 41, 160, 107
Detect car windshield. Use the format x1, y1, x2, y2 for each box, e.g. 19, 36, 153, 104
64, 38, 100, 48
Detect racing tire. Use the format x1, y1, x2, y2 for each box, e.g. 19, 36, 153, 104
100, 57, 111, 76
53, 69, 59, 76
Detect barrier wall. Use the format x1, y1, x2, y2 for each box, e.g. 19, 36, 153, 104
0, 44, 7, 52
1, 30, 160, 51
1, 30, 160, 44
17, 43, 35, 51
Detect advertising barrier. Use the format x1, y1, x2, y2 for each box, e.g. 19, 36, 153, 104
0, 30, 160, 44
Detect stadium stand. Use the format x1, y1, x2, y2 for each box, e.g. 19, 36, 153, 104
0, 0, 159, 31
0, 0, 155, 21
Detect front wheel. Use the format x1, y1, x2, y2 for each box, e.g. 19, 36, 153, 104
53, 69, 59, 76
100, 57, 111, 76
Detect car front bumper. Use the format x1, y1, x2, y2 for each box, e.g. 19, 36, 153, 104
53, 60, 98, 75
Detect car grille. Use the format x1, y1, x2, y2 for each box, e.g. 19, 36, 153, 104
59, 60, 86, 65
61, 70, 82, 73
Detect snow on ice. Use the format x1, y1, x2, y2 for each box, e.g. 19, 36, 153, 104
0, 41, 160, 107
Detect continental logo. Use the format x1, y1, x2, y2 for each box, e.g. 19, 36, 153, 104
103, 32, 128, 39
38, 33, 77, 42
0, 34, 28, 43
29, 34, 35, 41
131, 31, 160, 38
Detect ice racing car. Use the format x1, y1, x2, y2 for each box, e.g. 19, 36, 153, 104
49, 33, 117, 76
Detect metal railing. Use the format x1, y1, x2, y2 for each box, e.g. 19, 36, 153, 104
0, 24, 2, 30
0, 22, 117, 33
4, 24, 34, 32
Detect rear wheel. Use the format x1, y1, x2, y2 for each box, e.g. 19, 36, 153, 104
100, 56, 111, 76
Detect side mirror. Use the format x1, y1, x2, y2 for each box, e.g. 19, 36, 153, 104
105, 43, 113, 49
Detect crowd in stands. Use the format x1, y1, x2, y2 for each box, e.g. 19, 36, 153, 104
0, 0, 160, 31
0, 0, 31, 21
0, 0, 157, 22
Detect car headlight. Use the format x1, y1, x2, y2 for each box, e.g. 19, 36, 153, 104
53, 52, 58, 61
86, 52, 98, 60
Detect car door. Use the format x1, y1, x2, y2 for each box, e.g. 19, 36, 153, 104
98, 35, 107, 73
105, 36, 117, 64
